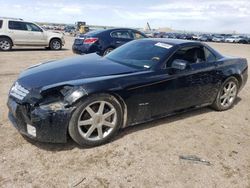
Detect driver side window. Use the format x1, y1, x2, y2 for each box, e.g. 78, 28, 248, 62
167, 46, 206, 68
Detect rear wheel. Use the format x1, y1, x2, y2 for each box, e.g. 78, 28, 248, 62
103, 47, 114, 56
211, 77, 239, 111
0, 38, 12, 51
69, 94, 123, 147
49, 39, 62, 50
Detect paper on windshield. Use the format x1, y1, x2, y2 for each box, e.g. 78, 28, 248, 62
155, 42, 173, 49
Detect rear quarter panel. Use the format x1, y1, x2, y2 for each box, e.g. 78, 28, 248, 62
216, 56, 248, 89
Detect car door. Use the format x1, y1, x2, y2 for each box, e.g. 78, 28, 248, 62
148, 45, 220, 117
167, 45, 219, 108
25, 22, 46, 45
110, 30, 133, 47
7, 21, 29, 45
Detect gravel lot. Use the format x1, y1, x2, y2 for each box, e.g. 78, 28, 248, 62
0, 36, 250, 187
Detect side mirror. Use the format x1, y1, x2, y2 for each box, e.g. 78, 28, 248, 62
171, 59, 188, 70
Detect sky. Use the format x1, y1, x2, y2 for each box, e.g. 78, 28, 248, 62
0, 0, 250, 33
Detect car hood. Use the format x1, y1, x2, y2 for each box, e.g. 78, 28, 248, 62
45, 30, 63, 37
18, 53, 138, 89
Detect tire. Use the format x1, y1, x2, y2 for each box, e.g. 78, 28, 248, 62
103, 47, 114, 56
49, 39, 62, 50
211, 77, 239, 111
68, 94, 123, 147
0, 37, 12, 51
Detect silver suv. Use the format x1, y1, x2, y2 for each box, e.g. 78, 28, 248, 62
0, 17, 65, 51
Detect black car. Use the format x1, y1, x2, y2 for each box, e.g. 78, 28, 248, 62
238, 37, 250, 44
72, 28, 147, 56
8, 39, 248, 147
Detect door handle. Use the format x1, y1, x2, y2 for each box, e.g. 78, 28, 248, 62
116, 41, 122, 44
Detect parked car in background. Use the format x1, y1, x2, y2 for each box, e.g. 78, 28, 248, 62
198, 35, 210, 42
191, 34, 200, 41
8, 39, 248, 146
225, 36, 241, 43
144, 31, 154, 38
72, 28, 147, 56
238, 37, 250, 44
0, 17, 65, 51
154, 32, 167, 38
64, 25, 75, 33
212, 36, 225, 42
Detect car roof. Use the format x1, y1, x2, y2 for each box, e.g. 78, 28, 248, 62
141, 38, 202, 46
0, 17, 23, 21
104, 28, 142, 32
87, 28, 143, 34
83, 28, 145, 37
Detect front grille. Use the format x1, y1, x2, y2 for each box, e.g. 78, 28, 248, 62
10, 82, 29, 100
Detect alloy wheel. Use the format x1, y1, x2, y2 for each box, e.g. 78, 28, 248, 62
0, 40, 10, 50
52, 40, 61, 50
103, 48, 113, 56
220, 81, 237, 108
77, 101, 117, 141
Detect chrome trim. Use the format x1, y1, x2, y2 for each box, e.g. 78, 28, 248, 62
10, 82, 29, 100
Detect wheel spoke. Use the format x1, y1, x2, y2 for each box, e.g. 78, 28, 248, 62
220, 94, 227, 99
103, 108, 115, 119
223, 87, 228, 93
222, 98, 227, 106
103, 121, 115, 128
97, 126, 103, 139
78, 119, 93, 126
229, 93, 235, 97
98, 101, 105, 114
86, 106, 95, 117
85, 125, 96, 138
230, 85, 236, 91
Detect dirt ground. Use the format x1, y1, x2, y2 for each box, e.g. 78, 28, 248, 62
0, 36, 250, 188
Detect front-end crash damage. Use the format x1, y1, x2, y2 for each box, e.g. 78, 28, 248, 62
8, 84, 88, 143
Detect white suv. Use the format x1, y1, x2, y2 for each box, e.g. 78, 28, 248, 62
0, 17, 65, 51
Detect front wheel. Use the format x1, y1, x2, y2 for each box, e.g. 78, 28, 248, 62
211, 77, 239, 111
49, 39, 62, 50
69, 94, 123, 147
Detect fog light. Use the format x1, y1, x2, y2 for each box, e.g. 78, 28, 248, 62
27, 124, 36, 137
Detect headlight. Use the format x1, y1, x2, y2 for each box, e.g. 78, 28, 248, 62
61, 86, 88, 104
39, 102, 65, 111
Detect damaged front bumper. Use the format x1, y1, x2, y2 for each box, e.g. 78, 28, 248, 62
7, 97, 75, 143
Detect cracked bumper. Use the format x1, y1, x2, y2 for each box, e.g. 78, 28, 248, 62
7, 97, 74, 143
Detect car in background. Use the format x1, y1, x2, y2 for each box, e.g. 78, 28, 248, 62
72, 28, 147, 56
212, 36, 225, 42
225, 36, 242, 43
154, 32, 167, 38
191, 34, 200, 41
238, 37, 250, 44
64, 25, 75, 33
198, 34, 213, 42
0, 17, 65, 51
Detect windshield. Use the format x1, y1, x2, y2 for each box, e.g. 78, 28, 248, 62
105, 40, 171, 69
